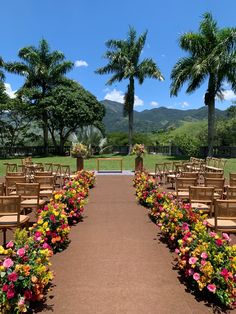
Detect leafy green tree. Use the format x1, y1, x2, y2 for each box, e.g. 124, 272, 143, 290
170, 12, 236, 156
96, 27, 164, 152
5, 39, 73, 154
42, 80, 105, 154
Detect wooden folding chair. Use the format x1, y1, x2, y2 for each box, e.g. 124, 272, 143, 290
0, 195, 29, 247
0, 183, 5, 196
225, 186, 236, 200
229, 173, 236, 187
34, 176, 55, 199
189, 186, 214, 217
4, 163, 18, 173
5, 176, 27, 195
16, 183, 46, 214
6, 172, 25, 177
174, 177, 198, 199
207, 200, 236, 233
205, 178, 225, 199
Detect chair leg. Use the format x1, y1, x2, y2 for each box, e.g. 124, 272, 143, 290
3, 229, 6, 248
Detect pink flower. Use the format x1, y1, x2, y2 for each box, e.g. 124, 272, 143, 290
6, 241, 14, 248
3, 258, 13, 268
201, 260, 206, 266
8, 272, 18, 282
207, 284, 216, 293
222, 233, 231, 242
17, 248, 25, 257
188, 269, 194, 276
175, 248, 180, 254
200, 252, 208, 259
209, 231, 216, 238
193, 273, 200, 281
189, 257, 198, 265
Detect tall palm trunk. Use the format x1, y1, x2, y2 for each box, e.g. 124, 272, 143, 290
125, 77, 135, 154
207, 100, 215, 157
205, 77, 215, 157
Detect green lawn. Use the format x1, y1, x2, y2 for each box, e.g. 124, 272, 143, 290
1, 154, 236, 179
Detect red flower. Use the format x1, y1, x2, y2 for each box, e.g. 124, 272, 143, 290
2, 284, 8, 292
8, 272, 18, 282
24, 289, 33, 300
7, 288, 15, 299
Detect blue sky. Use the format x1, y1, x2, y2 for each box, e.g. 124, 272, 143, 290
1, 0, 236, 112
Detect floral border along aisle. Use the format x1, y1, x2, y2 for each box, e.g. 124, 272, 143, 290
0, 170, 95, 313
133, 171, 236, 309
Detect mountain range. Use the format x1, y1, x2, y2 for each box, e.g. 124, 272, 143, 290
101, 100, 227, 133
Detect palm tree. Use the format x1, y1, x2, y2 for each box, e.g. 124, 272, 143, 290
96, 27, 164, 152
5, 39, 73, 154
170, 12, 236, 156
0, 57, 5, 81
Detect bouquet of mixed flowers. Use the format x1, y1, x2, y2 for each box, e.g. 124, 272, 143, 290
0, 229, 53, 313
131, 144, 146, 157
73, 170, 96, 188
70, 142, 88, 158
31, 202, 70, 253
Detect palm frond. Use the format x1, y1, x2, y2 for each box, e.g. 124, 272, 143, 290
136, 58, 164, 84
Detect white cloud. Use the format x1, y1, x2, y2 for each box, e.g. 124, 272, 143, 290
222, 90, 236, 101
134, 95, 144, 107
4, 83, 16, 98
150, 101, 159, 107
104, 88, 144, 107
180, 101, 189, 108
75, 60, 88, 67
104, 89, 125, 103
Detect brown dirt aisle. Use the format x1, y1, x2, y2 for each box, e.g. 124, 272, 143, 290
41, 175, 215, 314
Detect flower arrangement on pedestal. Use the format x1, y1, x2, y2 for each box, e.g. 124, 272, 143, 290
131, 143, 146, 157
70, 142, 88, 158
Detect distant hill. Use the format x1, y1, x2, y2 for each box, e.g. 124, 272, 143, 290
101, 100, 227, 133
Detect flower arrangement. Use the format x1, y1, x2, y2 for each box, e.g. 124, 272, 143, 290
131, 144, 146, 157
54, 188, 86, 225
134, 171, 236, 308
73, 170, 96, 188
0, 229, 53, 313
31, 202, 70, 253
70, 142, 88, 158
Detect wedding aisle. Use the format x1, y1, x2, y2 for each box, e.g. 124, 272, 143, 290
42, 175, 212, 314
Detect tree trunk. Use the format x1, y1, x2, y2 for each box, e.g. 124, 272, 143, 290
42, 110, 49, 155
125, 77, 135, 154
128, 110, 134, 154
207, 100, 215, 157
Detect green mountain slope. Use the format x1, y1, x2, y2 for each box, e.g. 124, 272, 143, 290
101, 100, 226, 133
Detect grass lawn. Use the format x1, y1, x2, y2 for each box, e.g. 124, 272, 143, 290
0, 154, 236, 179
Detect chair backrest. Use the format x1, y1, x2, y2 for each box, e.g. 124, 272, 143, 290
16, 183, 40, 198
205, 178, 225, 191
229, 173, 236, 187
214, 200, 236, 220
52, 164, 62, 176
204, 172, 223, 179
61, 165, 70, 176
34, 175, 55, 188
189, 186, 214, 201
34, 171, 52, 176
5, 176, 27, 195
0, 183, 5, 196
226, 186, 236, 200
4, 163, 18, 173
176, 177, 198, 191
6, 172, 25, 177
180, 172, 198, 178
0, 195, 21, 224
44, 163, 53, 171
154, 163, 165, 175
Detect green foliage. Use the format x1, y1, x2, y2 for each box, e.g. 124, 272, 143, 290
107, 132, 154, 146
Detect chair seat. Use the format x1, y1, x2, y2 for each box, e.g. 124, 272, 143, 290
191, 202, 210, 211
148, 172, 156, 176
21, 199, 45, 206
207, 218, 236, 228
0, 215, 29, 226
40, 190, 53, 197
